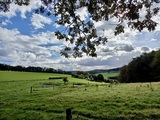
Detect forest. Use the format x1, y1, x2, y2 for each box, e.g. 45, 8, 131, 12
0, 63, 71, 74
118, 49, 160, 83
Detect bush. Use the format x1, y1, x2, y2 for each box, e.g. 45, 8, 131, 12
63, 77, 68, 84
96, 74, 104, 82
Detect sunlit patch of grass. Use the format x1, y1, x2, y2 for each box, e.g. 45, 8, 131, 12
0, 71, 160, 119
96, 72, 119, 80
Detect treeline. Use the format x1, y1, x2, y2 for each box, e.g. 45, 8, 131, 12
118, 49, 160, 83
72, 71, 106, 82
0, 63, 71, 74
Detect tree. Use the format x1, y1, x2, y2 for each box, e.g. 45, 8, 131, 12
151, 50, 160, 81
118, 65, 128, 83
118, 50, 160, 83
97, 74, 104, 82
125, 53, 153, 82
63, 77, 68, 84
1, 0, 159, 57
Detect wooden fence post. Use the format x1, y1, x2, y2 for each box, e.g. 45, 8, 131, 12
30, 86, 33, 93
96, 84, 98, 91
53, 84, 54, 90
66, 108, 72, 120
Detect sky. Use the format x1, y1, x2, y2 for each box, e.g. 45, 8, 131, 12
0, 1, 160, 71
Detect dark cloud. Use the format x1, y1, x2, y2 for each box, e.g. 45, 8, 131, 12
0, 48, 10, 56
114, 45, 134, 52
101, 48, 113, 53
141, 46, 150, 52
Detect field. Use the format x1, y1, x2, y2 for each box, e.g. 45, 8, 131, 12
0, 71, 160, 120
96, 72, 119, 80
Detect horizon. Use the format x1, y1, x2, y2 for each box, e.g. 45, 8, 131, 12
0, 62, 121, 72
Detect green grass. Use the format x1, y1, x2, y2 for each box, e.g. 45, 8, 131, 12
96, 72, 119, 80
0, 71, 70, 81
1, 71, 160, 120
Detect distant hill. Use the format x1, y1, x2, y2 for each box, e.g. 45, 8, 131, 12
87, 67, 121, 74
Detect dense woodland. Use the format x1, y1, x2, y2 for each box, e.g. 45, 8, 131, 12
0, 64, 71, 74
118, 49, 160, 83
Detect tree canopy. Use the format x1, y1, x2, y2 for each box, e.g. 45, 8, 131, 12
0, 63, 71, 74
0, 0, 160, 57
118, 49, 160, 83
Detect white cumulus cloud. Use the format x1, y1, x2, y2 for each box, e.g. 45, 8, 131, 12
31, 13, 52, 29
0, 0, 41, 18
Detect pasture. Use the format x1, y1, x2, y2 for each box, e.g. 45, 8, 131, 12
96, 72, 119, 80
0, 71, 160, 120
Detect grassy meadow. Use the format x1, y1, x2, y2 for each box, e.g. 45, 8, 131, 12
0, 71, 160, 120
97, 72, 119, 80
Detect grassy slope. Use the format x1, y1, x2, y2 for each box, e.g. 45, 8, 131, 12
96, 72, 119, 80
0, 71, 70, 81
0, 71, 160, 120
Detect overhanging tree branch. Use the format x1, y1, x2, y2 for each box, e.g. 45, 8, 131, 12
0, 0, 160, 58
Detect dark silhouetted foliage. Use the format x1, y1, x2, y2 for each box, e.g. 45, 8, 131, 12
97, 74, 104, 82
0, 0, 159, 57
0, 63, 71, 74
63, 77, 68, 84
118, 50, 160, 83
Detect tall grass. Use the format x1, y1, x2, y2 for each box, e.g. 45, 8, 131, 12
0, 71, 160, 120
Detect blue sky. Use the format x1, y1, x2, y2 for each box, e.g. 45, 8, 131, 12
0, 1, 160, 71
